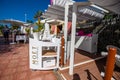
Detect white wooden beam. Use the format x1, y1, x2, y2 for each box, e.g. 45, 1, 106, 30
75, 36, 86, 48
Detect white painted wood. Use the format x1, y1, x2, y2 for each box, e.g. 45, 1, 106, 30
75, 36, 85, 48
42, 23, 51, 41
57, 43, 60, 68
64, 2, 74, 64
64, 3, 69, 64
67, 41, 71, 60
29, 38, 60, 70
52, 0, 73, 7
69, 4, 77, 75
29, 39, 41, 69
59, 56, 105, 70
33, 32, 39, 40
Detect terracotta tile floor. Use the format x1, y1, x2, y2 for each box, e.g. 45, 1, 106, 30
0, 41, 57, 80
59, 59, 104, 80
58, 50, 120, 80
1, 36, 120, 80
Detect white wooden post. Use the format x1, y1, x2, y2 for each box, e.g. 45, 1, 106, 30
64, 3, 69, 64
69, 3, 77, 75
64, 2, 73, 64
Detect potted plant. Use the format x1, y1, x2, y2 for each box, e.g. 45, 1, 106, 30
32, 22, 44, 40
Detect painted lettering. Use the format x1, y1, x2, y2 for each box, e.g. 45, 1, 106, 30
32, 51, 37, 54
32, 46, 37, 49
32, 55, 37, 59
32, 60, 38, 64
31, 46, 38, 65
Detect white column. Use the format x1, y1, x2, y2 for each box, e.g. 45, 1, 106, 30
64, 2, 73, 64
69, 3, 77, 75
20, 26, 24, 33
64, 3, 69, 64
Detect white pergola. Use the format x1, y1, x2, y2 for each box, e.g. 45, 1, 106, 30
66, 2, 106, 75
42, 0, 108, 75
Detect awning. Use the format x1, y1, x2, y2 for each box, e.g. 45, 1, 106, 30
41, 19, 64, 25
0, 19, 27, 26
42, 2, 107, 22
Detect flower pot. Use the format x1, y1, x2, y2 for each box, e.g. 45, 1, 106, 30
38, 32, 43, 40
33, 32, 39, 40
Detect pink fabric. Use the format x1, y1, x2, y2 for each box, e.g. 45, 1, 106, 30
78, 30, 85, 36
67, 22, 72, 34
77, 30, 93, 37
51, 25, 55, 32
85, 33, 93, 37
51, 22, 72, 34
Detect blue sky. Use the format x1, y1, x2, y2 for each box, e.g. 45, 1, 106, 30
0, 0, 50, 22
0, 0, 87, 22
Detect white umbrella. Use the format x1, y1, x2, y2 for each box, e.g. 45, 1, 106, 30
0, 19, 26, 26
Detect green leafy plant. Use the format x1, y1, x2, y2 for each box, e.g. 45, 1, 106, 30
104, 13, 113, 20
33, 10, 44, 32
33, 23, 44, 32
11, 25, 19, 30
0, 24, 4, 36
25, 27, 30, 35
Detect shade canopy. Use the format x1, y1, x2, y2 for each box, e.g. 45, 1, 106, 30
42, 1, 107, 22
41, 19, 64, 25
0, 19, 28, 26
89, 0, 120, 14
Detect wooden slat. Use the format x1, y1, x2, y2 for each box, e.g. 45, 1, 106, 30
42, 50, 57, 56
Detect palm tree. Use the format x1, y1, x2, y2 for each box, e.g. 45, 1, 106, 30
34, 10, 43, 24
26, 20, 33, 23
33, 10, 44, 32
